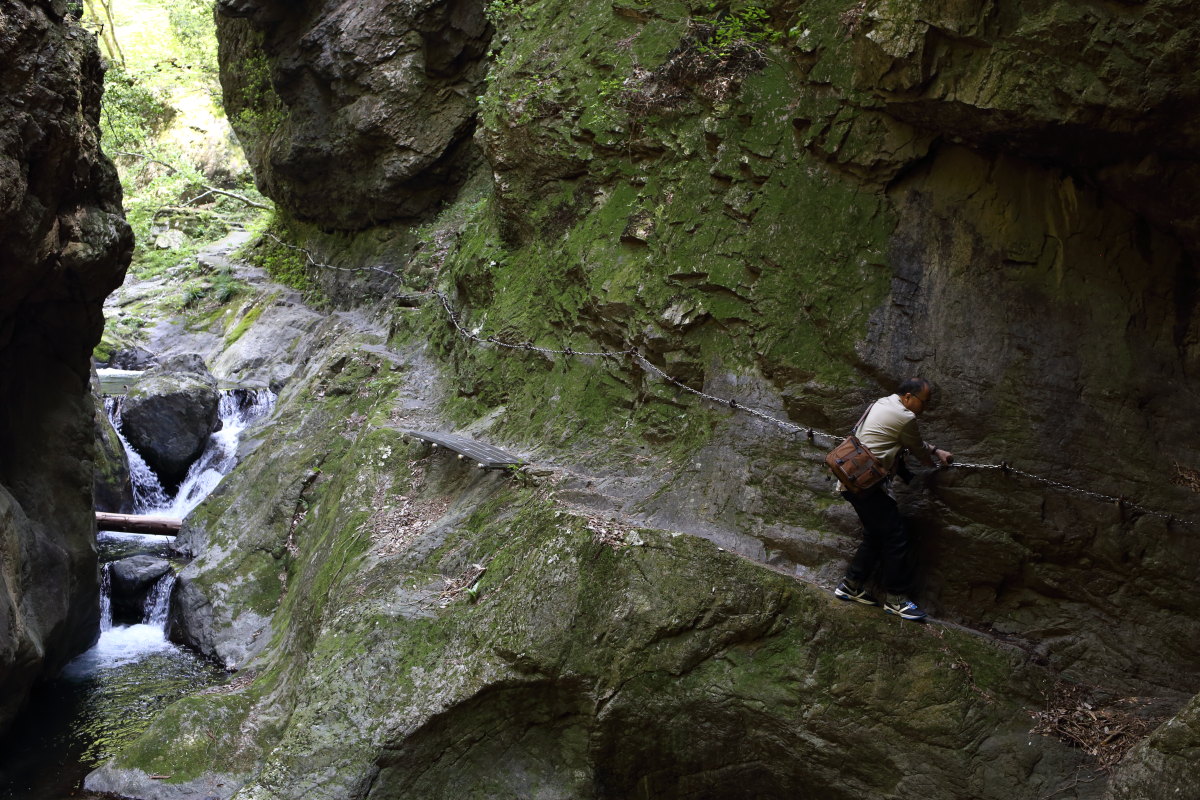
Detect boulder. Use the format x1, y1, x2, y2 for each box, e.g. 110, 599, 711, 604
118, 359, 221, 491
216, 0, 491, 229
110, 555, 173, 594
108, 347, 158, 371
156, 353, 212, 375
108, 556, 172, 624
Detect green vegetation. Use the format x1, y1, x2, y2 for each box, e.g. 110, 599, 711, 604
94, 313, 150, 362
238, 213, 317, 296
692, 4, 781, 59
176, 262, 248, 310
484, 0, 529, 26
98, 64, 176, 152
91, 0, 270, 270
88, 0, 273, 361
166, 0, 221, 87
229, 49, 287, 144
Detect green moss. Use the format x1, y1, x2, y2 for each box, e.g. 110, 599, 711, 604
227, 29, 287, 149
95, 313, 151, 362
239, 213, 319, 295
411, 0, 897, 463
92, 339, 115, 364
110, 691, 260, 784
224, 295, 272, 346
104, 409, 1061, 795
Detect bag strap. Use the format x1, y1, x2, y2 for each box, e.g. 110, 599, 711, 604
850, 399, 878, 437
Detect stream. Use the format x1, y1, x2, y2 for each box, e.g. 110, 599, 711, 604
0, 386, 274, 800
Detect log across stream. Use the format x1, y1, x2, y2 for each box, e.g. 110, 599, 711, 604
94, 512, 182, 536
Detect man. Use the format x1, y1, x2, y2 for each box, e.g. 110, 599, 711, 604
833, 378, 952, 621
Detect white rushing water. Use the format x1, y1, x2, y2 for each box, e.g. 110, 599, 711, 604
98, 563, 113, 633
62, 534, 179, 681
141, 572, 176, 625
166, 389, 275, 517
66, 388, 276, 679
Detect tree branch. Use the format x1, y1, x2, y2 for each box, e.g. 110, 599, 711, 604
113, 151, 272, 210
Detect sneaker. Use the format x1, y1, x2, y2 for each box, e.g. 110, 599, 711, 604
884, 596, 927, 621
834, 580, 879, 606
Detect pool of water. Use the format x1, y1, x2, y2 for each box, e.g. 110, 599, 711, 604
0, 646, 224, 800
0, 389, 276, 798
0, 533, 225, 800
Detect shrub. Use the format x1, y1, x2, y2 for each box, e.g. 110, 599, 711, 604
100, 64, 176, 153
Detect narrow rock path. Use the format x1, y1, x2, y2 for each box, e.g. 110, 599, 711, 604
127, 234, 1044, 661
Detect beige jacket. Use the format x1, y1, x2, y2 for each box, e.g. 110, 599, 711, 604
855, 394, 929, 472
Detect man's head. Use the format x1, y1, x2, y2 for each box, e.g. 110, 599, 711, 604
897, 377, 932, 416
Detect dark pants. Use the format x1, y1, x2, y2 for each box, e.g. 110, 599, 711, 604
842, 485, 912, 596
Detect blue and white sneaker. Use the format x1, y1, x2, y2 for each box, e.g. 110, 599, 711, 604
884, 596, 927, 621
834, 580, 879, 606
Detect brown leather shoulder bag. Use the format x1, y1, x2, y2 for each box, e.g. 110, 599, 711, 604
825, 401, 886, 493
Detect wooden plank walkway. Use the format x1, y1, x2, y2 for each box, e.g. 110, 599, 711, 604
401, 430, 525, 470
96, 512, 182, 535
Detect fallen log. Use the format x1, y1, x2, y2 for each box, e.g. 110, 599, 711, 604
95, 512, 182, 536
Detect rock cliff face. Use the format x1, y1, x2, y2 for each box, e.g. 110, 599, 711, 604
89, 385, 1099, 799
92, 0, 1199, 796
216, 0, 491, 230
0, 0, 132, 731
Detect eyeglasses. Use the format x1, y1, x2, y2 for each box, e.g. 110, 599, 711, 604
906, 392, 932, 411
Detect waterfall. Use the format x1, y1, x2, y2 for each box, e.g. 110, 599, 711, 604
71, 386, 276, 678
99, 563, 113, 632
141, 572, 176, 626
104, 388, 275, 516
166, 388, 275, 517
64, 559, 176, 679
104, 397, 170, 512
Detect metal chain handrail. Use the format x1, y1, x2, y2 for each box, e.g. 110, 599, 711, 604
946, 461, 1193, 526
264, 236, 1198, 527
262, 233, 410, 283
630, 352, 837, 443
434, 291, 641, 358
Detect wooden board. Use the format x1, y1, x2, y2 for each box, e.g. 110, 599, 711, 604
401, 430, 525, 469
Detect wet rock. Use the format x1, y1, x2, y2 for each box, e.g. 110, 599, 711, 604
109, 556, 172, 624
119, 359, 221, 491
110, 556, 173, 594
108, 347, 158, 371
208, 300, 325, 389
94, 396, 134, 514
85, 767, 238, 800
168, 573, 268, 672
0, 0, 131, 732
157, 353, 213, 375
